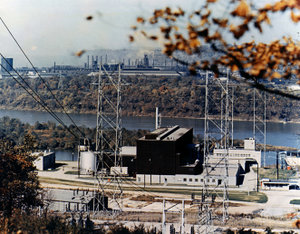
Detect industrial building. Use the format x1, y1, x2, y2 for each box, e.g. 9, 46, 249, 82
261, 178, 299, 191
74, 125, 260, 191
33, 150, 55, 170
213, 138, 261, 167
120, 146, 136, 176
135, 126, 259, 191
136, 125, 202, 184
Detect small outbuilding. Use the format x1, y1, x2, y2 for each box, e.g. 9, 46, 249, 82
33, 150, 55, 170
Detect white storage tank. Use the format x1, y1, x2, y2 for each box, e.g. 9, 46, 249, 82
80, 151, 97, 172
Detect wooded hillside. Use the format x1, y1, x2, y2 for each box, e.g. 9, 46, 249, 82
0, 75, 298, 122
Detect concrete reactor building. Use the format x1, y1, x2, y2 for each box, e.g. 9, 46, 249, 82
135, 126, 260, 191
136, 125, 202, 185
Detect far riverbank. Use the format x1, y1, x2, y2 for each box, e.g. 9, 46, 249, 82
0, 107, 299, 125
0, 109, 298, 151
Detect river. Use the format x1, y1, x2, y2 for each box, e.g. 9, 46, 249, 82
0, 109, 299, 165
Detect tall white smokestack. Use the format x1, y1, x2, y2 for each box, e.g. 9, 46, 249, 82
155, 107, 161, 129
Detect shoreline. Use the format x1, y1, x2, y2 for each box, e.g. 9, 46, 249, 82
0, 107, 299, 125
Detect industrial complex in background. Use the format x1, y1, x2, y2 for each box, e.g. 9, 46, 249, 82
1, 48, 299, 97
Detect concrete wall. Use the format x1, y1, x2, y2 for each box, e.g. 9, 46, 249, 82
136, 174, 238, 187
214, 148, 261, 167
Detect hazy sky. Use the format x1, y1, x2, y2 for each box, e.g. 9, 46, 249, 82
0, 0, 298, 67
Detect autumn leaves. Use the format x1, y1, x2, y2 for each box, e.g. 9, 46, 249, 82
131, 0, 300, 86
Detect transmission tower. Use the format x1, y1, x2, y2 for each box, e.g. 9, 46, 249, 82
198, 70, 233, 233
253, 89, 267, 167
93, 63, 123, 214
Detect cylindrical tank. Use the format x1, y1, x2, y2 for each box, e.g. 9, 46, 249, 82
80, 151, 96, 172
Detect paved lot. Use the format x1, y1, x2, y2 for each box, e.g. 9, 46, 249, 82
261, 190, 300, 217
38, 161, 300, 219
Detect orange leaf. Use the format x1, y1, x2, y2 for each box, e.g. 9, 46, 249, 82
291, 11, 300, 22
243, 63, 252, 68
149, 17, 158, 24
165, 7, 171, 15
271, 72, 281, 79
231, 64, 239, 71
273, 1, 288, 11
75, 50, 86, 57
129, 35, 134, 42
177, 41, 186, 50
230, 24, 248, 39
154, 9, 164, 18
262, 3, 273, 11
190, 39, 201, 48
231, 0, 251, 17
189, 31, 198, 39
137, 17, 145, 24
149, 36, 158, 40
200, 18, 208, 26
212, 18, 228, 27
250, 65, 265, 76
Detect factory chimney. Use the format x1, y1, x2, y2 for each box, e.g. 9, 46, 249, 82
155, 107, 161, 129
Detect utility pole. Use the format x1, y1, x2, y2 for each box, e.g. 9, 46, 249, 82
162, 199, 166, 234
181, 200, 185, 234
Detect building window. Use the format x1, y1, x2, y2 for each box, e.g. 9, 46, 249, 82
200, 179, 203, 182
207, 179, 210, 183
189, 178, 192, 182
183, 178, 187, 182
138, 177, 141, 182
218, 179, 222, 185
165, 178, 167, 182
212, 179, 215, 183
195, 179, 198, 182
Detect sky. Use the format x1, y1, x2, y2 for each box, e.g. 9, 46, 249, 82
0, 0, 299, 67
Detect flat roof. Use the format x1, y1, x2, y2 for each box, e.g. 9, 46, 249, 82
166, 128, 191, 141
32, 151, 55, 157
141, 125, 192, 141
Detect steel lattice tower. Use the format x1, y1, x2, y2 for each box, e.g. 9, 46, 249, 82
93, 63, 123, 214
253, 89, 267, 168
198, 71, 233, 233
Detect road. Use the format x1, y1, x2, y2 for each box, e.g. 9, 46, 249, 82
261, 190, 300, 217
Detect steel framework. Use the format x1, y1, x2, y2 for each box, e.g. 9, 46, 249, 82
198, 71, 233, 233
93, 64, 123, 214
253, 89, 267, 167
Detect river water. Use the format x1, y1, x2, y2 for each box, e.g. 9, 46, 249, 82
0, 109, 299, 165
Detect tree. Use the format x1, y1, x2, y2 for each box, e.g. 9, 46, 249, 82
130, 0, 300, 99
0, 135, 42, 217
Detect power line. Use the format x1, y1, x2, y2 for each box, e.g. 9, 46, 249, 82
0, 16, 85, 138
0, 55, 80, 139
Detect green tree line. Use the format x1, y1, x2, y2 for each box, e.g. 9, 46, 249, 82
0, 75, 298, 122
0, 116, 148, 151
